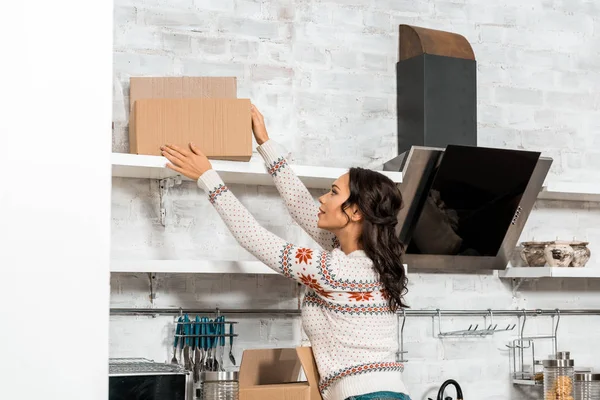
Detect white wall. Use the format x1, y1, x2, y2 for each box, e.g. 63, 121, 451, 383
110, 1, 600, 399
1, 0, 112, 400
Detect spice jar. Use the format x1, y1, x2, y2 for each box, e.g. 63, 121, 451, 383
197, 371, 239, 400
543, 355, 575, 400
574, 373, 600, 400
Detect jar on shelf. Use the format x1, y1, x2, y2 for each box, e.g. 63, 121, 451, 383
574, 373, 600, 400
197, 371, 239, 400
543, 355, 575, 400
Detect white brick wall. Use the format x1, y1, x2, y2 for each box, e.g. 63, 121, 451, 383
111, 0, 600, 399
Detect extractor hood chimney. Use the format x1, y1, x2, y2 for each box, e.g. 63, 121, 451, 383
386, 25, 553, 272
397, 25, 477, 156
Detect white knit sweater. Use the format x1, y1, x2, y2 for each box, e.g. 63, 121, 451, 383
197, 140, 408, 400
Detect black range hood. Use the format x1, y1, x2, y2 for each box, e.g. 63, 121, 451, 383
384, 26, 552, 272
385, 144, 551, 272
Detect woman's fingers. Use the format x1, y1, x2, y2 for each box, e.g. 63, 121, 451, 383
251, 103, 264, 120
161, 145, 186, 164
189, 142, 205, 157
167, 144, 190, 157
162, 148, 185, 167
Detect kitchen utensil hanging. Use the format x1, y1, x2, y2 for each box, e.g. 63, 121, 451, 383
171, 308, 239, 382
506, 309, 561, 385
436, 309, 516, 337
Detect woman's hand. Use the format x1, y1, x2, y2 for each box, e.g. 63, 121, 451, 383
250, 103, 269, 145
161, 143, 212, 181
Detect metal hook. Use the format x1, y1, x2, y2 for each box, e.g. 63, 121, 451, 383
520, 309, 527, 339
486, 308, 498, 331
400, 309, 406, 334
397, 309, 407, 362
553, 308, 561, 355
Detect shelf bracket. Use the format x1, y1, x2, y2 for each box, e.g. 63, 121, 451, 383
148, 273, 157, 304
159, 176, 182, 226
512, 278, 525, 295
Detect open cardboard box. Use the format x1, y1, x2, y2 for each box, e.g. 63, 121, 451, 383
239, 347, 322, 400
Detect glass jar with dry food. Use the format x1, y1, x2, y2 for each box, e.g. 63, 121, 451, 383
544, 357, 575, 400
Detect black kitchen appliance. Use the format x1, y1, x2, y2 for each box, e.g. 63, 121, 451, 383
384, 144, 551, 272
109, 358, 191, 400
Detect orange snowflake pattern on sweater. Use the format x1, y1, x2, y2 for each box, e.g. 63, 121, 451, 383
348, 291, 374, 302
298, 273, 333, 299
295, 248, 313, 264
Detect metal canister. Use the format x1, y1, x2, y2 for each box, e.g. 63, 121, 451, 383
543, 355, 575, 400
574, 373, 600, 400
197, 371, 239, 400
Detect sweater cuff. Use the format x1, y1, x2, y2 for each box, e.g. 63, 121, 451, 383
257, 139, 286, 165
196, 169, 224, 193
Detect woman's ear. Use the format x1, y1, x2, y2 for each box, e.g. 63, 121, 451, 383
351, 206, 363, 222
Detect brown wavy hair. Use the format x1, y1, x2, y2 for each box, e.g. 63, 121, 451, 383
342, 167, 409, 311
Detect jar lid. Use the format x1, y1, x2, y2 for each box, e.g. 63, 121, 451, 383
200, 371, 239, 382
543, 359, 575, 367
575, 373, 600, 382
552, 240, 573, 245
569, 241, 589, 246
521, 241, 551, 246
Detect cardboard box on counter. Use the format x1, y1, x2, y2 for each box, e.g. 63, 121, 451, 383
131, 98, 252, 161
239, 347, 322, 400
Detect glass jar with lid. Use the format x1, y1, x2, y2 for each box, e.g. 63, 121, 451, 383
197, 371, 239, 400
543, 355, 575, 400
574, 373, 600, 400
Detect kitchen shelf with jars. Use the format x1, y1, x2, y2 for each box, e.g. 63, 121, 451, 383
498, 240, 600, 280
499, 266, 600, 279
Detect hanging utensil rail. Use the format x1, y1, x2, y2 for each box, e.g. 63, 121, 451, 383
110, 307, 600, 316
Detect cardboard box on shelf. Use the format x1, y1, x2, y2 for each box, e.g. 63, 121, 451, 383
128, 76, 237, 114
238, 347, 322, 400
131, 98, 252, 161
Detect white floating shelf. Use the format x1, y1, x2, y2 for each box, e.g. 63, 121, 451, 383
538, 182, 600, 202
111, 260, 408, 275
111, 153, 403, 189
111, 259, 277, 274
498, 266, 600, 279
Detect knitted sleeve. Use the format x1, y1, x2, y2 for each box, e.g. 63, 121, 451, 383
198, 169, 338, 294
256, 140, 339, 251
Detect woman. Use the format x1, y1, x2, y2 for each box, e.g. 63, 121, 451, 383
161, 104, 410, 400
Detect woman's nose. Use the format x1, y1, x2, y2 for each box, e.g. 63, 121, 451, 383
318, 195, 324, 204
